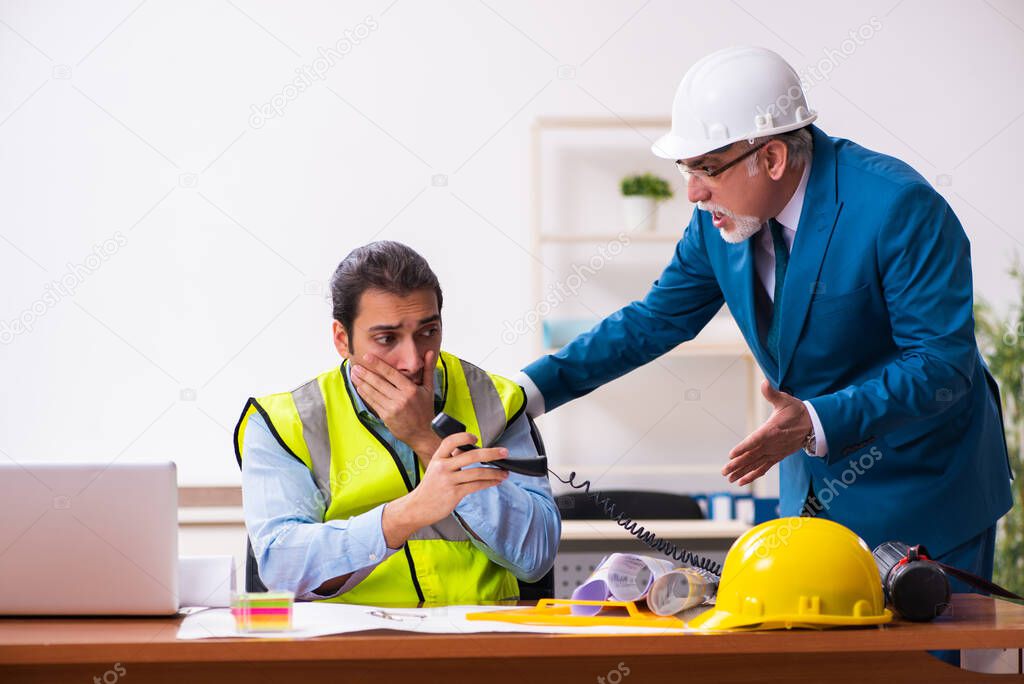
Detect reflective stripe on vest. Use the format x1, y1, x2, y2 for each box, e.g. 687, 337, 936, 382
291, 379, 333, 504
234, 350, 525, 605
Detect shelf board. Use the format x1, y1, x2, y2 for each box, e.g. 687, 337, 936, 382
178, 506, 245, 525
560, 519, 749, 541
542, 310, 751, 358
544, 342, 750, 359
663, 343, 751, 357
551, 464, 735, 476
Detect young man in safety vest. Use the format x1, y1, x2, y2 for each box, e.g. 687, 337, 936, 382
235, 241, 560, 604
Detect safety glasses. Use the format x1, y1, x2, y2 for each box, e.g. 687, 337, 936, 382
675, 141, 768, 182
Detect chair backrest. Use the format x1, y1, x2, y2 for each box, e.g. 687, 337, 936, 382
556, 490, 704, 521
517, 567, 554, 602
517, 415, 554, 600
245, 537, 268, 592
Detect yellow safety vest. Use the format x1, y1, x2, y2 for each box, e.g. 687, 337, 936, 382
234, 350, 526, 605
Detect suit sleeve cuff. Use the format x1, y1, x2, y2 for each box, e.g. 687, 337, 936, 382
803, 400, 829, 457
515, 372, 546, 418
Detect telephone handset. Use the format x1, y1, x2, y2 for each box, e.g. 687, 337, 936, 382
429, 413, 549, 477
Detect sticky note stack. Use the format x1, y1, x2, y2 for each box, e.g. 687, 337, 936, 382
230, 591, 294, 632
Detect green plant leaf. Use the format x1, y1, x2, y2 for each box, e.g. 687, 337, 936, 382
620, 173, 673, 199
975, 255, 1024, 595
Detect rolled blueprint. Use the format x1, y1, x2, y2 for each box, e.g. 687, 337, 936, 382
646, 567, 719, 616
570, 553, 676, 615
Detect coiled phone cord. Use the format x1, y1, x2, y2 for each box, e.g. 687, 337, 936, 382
551, 470, 723, 577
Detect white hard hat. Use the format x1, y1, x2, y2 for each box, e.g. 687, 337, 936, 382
652, 46, 817, 161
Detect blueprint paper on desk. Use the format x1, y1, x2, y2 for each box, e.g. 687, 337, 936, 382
176, 603, 689, 639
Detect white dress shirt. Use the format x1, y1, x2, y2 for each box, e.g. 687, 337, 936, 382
753, 162, 829, 458
518, 159, 829, 457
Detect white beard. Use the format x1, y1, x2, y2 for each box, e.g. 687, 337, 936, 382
698, 201, 763, 244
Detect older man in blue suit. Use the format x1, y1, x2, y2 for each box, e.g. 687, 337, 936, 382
517, 47, 1012, 593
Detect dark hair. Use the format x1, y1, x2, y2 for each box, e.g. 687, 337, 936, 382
330, 241, 443, 332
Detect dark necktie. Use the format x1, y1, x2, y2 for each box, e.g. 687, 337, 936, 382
765, 218, 789, 365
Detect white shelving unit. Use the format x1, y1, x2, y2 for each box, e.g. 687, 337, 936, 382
529, 116, 770, 501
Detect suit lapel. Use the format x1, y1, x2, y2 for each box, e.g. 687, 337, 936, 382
777, 125, 843, 381
724, 235, 769, 366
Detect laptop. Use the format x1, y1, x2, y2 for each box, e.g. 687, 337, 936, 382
0, 461, 179, 615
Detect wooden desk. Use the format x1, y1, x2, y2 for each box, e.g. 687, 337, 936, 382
1, 595, 1022, 683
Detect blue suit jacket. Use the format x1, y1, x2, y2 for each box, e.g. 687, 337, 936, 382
523, 125, 1012, 555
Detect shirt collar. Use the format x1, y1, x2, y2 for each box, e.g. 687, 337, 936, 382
343, 361, 444, 425
774, 159, 812, 233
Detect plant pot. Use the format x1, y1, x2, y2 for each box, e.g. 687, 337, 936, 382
622, 196, 659, 232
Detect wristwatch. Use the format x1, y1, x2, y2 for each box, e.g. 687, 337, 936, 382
802, 429, 817, 456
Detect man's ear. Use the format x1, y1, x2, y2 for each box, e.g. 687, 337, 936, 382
765, 139, 789, 181
333, 320, 350, 359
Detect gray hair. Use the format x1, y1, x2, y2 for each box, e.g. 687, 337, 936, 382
746, 126, 813, 175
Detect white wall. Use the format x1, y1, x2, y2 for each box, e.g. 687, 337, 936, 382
2, 0, 1022, 486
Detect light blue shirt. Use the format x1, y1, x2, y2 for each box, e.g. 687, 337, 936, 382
241, 364, 560, 600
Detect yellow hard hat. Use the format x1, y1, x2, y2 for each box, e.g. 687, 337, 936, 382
689, 517, 892, 631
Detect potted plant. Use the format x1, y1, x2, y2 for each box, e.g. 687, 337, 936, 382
974, 259, 1024, 596
620, 173, 673, 232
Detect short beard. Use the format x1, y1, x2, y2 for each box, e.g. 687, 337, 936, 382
698, 201, 762, 244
